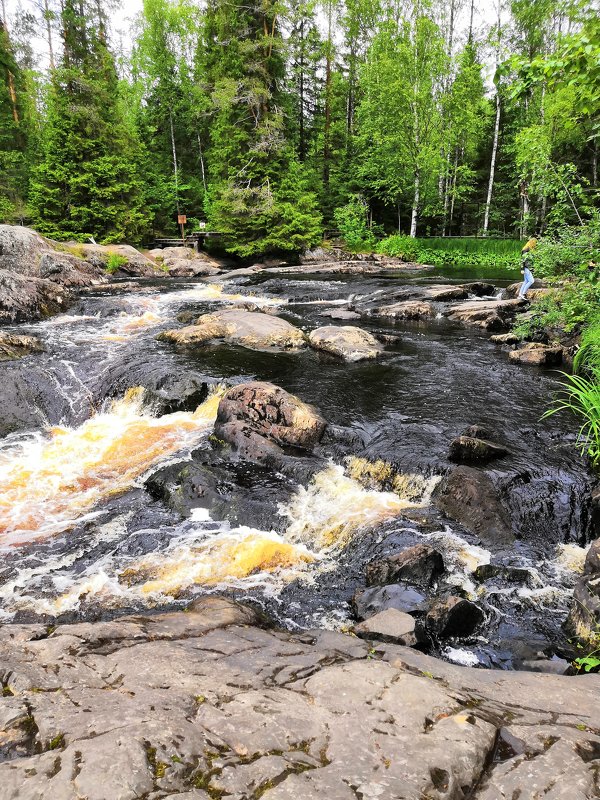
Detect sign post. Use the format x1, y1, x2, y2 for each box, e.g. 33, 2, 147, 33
178, 214, 187, 243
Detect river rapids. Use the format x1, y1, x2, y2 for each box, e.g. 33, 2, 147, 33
0, 265, 594, 669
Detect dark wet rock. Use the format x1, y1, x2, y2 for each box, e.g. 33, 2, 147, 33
352, 584, 427, 620
354, 609, 420, 646
448, 435, 509, 464
2, 599, 599, 800
474, 563, 536, 585
0, 332, 44, 360
443, 298, 523, 331
214, 381, 327, 463
365, 544, 445, 588
462, 424, 492, 440
308, 325, 383, 362
145, 455, 299, 532
436, 467, 514, 546
139, 375, 213, 415
592, 486, 600, 540
159, 309, 306, 351
509, 342, 563, 366
425, 596, 484, 638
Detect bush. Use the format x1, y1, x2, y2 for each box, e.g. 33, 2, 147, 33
376, 235, 420, 261
105, 252, 128, 274
333, 196, 377, 252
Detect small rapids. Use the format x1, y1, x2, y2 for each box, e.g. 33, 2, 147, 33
0, 267, 595, 668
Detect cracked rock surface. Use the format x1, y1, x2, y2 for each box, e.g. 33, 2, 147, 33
0, 596, 598, 800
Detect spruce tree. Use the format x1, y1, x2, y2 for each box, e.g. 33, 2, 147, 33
0, 19, 27, 222
204, 0, 322, 257
29, 0, 148, 242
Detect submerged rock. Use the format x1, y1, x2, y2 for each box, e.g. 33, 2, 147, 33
448, 435, 509, 464
509, 342, 563, 366
0, 332, 44, 360
214, 381, 327, 463
159, 309, 306, 351
319, 308, 361, 321
425, 596, 484, 638
308, 325, 383, 362
366, 544, 445, 588
354, 608, 420, 646
436, 466, 514, 545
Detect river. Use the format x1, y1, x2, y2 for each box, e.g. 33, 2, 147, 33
0, 263, 593, 670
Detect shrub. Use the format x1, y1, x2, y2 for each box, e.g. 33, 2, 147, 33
105, 252, 128, 274
333, 196, 377, 252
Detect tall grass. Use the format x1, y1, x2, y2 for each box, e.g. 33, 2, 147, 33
545, 315, 600, 468
415, 237, 521, 256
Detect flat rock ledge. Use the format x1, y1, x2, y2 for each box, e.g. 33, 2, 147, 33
0, 596, 598, 800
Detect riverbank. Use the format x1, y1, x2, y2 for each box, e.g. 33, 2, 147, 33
1, 596, 598, 800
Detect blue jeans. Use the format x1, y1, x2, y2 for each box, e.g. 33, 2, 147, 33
519, 268, 534, 297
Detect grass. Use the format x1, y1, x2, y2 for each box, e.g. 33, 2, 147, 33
105, 252, 128, 274
376, 234, 520, 269
543, 373, 600, 467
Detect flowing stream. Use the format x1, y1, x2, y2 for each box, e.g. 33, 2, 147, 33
0, 265, 594, 669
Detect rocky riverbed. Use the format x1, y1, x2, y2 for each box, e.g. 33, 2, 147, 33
1, 226, 599, 798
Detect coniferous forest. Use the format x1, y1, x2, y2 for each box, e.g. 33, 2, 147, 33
1, 0, 599, 255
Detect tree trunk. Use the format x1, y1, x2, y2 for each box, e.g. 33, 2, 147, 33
170, 110, 180, 218
323, 3, 333, 188
410, 169, 420, 238
449, 148, 459, 230
483, 92, 500, 235
593, 137, 598, 189
197, 132, 207, 193
299, 18, 305, 161
44, 0, 56, 69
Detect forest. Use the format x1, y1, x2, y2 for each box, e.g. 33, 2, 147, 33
0, 0, 598, 257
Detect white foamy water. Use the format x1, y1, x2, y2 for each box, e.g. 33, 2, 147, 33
0, 458, 440, 618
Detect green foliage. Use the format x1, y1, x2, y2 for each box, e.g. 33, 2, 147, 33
376, 235, 520, 269
543, 373, 600, 466
29, 1, 149, 243
333, 195, 377, 252
105, 252, 127, 274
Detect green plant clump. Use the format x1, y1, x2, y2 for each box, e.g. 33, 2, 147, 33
376, 234, 520, 269
105, 252, 128, 274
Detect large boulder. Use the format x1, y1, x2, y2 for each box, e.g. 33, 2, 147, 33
308, 325, 383, 362
509, 343, 563, 366
0, 332, 44, 361
75, 242, 158, 277
214, 381, 327, 462
366, 544, 445, 588
444, 299, 523, 331
436, 466, 514, 545
158, 310, 306, 351
0, 269, 71, 324
148, 246, 223, 276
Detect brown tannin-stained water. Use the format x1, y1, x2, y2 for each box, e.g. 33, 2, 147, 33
0, 265, 594, 669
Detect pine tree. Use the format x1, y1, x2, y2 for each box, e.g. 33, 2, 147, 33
0, 19, 28, 222
204, 0, 322, 256
29, 0, 149, 242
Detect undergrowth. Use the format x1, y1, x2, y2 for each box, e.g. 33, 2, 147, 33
376, 234, 520, 269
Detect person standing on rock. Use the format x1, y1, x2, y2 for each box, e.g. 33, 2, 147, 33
518, 237, 537, 300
